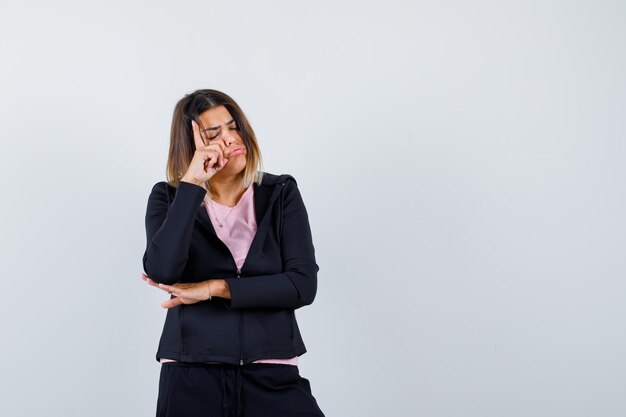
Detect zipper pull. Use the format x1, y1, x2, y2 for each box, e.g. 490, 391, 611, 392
236, 268, 241, 278
240, 359, 244, 365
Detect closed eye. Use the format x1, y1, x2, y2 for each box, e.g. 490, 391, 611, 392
209, 126, 239, 140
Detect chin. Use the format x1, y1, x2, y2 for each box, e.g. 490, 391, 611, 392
220, 162, 247, 176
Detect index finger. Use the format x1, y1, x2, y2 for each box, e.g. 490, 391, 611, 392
191, 120, 207, 150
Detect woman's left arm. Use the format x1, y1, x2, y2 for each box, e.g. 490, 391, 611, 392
224, 180, 319, 310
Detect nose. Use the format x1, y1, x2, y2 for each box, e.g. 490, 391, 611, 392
224, 133, 237, 146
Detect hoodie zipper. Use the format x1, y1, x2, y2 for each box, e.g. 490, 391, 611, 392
236, 266, 243, 365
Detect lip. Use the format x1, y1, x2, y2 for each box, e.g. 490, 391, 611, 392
228, 147, 245, 157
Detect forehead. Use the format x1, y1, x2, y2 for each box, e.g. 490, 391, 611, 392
198, 105, 233, 125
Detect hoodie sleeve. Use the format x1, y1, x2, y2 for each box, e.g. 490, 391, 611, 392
142, 181, 207, 285
224, 180, 319, 310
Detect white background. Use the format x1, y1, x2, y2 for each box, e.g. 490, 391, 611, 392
0, 1, 625, 416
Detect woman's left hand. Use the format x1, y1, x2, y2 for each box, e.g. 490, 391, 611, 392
140, 273, 212, 308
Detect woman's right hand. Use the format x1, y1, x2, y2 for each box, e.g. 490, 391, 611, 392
181, 120, 229, 185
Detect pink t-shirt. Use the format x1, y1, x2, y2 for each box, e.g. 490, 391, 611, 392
159, 184, 298, 366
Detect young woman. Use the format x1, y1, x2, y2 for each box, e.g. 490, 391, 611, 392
140, 89, 325, 417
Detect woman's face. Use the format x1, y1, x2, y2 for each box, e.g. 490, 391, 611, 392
196, 105, 247, 178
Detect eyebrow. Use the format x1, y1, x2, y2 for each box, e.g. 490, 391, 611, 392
203, 118, 236, 132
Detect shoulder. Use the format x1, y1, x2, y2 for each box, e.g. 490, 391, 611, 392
149, 180, 202, 194
148, 181, 174, 195
147, 181, 180, 204
150, 180, 169, 190
257, 172, 307, 207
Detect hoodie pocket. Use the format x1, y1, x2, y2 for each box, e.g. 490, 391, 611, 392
180, 302, 239, 356
244, 309, 294, 355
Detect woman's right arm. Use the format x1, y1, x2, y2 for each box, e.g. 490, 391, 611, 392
142, 180, 207, 284
143, 119, 230, 284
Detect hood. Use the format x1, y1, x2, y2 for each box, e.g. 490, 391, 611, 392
258, 171, 297, 187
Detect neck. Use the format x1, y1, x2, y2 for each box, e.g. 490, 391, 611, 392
208, 173, 247, 207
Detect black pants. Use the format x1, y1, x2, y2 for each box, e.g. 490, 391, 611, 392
156, 362, 326, 417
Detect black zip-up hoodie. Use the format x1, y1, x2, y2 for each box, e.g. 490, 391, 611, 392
142, 172, 318, 364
